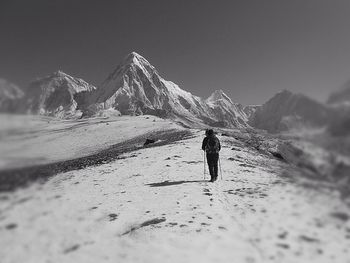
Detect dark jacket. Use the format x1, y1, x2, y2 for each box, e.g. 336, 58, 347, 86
202, 135, 221, 152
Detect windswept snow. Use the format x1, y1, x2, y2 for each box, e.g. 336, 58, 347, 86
0, 129, 349, 263
0, 114, 182, 170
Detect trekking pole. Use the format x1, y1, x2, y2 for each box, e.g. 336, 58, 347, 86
203, 151, 206, 180
219, 155, 223, 180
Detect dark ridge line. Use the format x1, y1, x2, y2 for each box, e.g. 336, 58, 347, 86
0, 129, 193, 192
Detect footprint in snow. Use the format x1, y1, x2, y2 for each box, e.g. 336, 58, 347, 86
5, 223, 17, 230
63, 244, 80, 254
276, 243, 290, 249
239, 163, 256, 168
183, 161, 200, 164
108, 214, 118, 221
278, 231, 288, 239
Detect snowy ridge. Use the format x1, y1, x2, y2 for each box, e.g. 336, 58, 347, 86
20, 71, 97, 118
206, 89, 250, 127
243, 105, 260, 119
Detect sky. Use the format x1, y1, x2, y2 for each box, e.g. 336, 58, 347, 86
1, 0, 350, 105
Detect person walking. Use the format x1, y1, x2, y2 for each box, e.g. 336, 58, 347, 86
202, 129, 221, 182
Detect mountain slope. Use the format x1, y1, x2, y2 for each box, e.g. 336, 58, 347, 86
87, 52, 249, 128
20, 71, 96, 118
249, 90, 333, 132
206, 89, 249, 127
243, 105, 260, 119
2, 129, 349, 262
0, 78, 24, 113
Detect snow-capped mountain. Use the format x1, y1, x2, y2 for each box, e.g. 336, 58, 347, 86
0, 78, 24, 113
20, 71, 96, 118
86, 52, 249, 127
206, 89, 250, 127
249, 90, 333, 132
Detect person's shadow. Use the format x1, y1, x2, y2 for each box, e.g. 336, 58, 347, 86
146, 180, 207, 187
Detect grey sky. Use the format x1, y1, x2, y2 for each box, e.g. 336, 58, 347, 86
1, 0, 350, 105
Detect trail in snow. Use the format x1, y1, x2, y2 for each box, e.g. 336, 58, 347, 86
0, 131, 350, 263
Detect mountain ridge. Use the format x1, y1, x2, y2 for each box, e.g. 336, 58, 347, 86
84, 52, 250, 128
19, 71, 97, 118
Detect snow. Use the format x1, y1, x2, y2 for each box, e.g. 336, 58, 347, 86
18, 71, 97, 118
0, 128, 349, 263
0, 114, 183, 170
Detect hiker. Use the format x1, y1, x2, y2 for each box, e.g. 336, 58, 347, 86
202, 129, 221, 182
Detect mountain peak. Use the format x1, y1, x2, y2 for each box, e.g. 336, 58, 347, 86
44, 70, 76, 81
122, 51, 151, 67
129, 51, 142, 58
275, 89, 293, 97
103, 52, 157, 87
207, 89, 233, 104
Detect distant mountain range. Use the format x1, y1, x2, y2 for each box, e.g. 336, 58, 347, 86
19, 71, 97, 118
1, 52, 349, 133
249, 90, 334, 132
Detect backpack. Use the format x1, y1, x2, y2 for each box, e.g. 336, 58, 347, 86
205, 136, 220, 153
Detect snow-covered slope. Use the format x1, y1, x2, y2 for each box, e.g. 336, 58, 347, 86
249, 90, 333, 132
206, 89, 249, 127
0, 79, 24, 113
1, 129, 350, 263
243, 104, 261, 119
86, 52, 249, 128
20, 71, 96, 118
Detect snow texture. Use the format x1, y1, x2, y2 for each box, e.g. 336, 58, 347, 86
0, 114, 181, 170
0, 123, 350, 263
